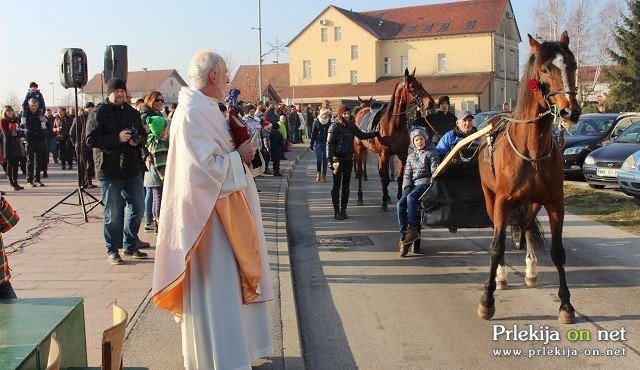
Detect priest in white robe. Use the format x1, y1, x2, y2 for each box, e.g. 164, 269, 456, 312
151, 50, 274, 370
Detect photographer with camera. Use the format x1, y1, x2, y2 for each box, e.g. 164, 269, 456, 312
86, 78, 148, 265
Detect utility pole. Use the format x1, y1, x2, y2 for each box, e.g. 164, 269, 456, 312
257, 0, 263, 103
503, 31, 507, 105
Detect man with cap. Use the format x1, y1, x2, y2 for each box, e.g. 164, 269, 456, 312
70, 102, 96, 187
397, 127, 439, 256
435, 110, 478, 158
86, 78, 148, 265
424, 95, 457, 143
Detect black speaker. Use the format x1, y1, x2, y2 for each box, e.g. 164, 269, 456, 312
59, 48, 88, 88
104, 45, 128, 83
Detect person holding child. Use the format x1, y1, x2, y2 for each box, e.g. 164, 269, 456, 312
397, 127, 439, 257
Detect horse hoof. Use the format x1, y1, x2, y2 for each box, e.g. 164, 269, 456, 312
357, 199, 364, 206
496, 280, 508, 290
558, 309, 576, 324
525, 276, 538, 287
477, 304, 495, 320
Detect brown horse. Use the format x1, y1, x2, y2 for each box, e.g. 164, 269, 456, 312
477, 32, 580, 324
354, 68, 434, 210
354, 96, 374, 181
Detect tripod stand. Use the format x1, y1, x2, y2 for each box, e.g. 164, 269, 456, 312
40, 86, 103, 221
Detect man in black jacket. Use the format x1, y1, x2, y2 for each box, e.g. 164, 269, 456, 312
424, 95, 457, 143
23, 98, 47, 187
86, 78, 148, 265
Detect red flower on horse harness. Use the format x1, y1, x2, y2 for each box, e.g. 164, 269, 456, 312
528, 79, 541, 93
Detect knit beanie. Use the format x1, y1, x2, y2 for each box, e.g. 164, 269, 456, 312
410, 127, 428, 146
106, 78, 127, 96
319, 108, 330, 117
437, 95, 450, 106
146, 116, 167, 135
336, 104, 351, 117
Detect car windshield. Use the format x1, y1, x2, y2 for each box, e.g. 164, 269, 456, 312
567, 117, 615, 136
614, 121, 640, 144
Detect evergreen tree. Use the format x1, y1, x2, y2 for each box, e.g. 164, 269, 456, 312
607, 0, 640, 111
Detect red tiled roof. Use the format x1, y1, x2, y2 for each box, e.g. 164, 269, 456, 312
82, 69, 187, 94
578, 65, 619, 82
232, 62, 493, 101
229, 63, 290, 103
289, 0, 517, 46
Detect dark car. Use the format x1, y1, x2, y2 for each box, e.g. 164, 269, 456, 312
561, 113, 640, 176
582, 121, 640, 189
474, 110, 511, 130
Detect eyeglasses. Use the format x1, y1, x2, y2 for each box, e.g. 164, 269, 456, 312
155, 99, 164, 103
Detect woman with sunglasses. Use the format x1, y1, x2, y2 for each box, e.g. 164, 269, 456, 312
140, 91, 166, 233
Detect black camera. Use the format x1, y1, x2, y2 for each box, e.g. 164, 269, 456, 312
128, 127, 141, 144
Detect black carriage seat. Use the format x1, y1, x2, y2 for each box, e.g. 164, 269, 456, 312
419, 153, 493, 229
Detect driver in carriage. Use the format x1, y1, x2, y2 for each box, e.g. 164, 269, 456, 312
397, 127, 439, 256
435, 110, 478, 158
423, 95, 457, 143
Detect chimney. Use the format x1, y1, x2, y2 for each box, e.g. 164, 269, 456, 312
143, 68, 147, 72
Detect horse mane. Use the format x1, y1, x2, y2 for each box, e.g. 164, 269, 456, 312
384, 82, 400, 119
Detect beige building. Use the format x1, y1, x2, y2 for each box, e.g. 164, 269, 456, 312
82, 69, 187, 106
231, 0, 521, 113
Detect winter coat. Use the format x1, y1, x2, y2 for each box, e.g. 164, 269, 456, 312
326, 119, 377, 161
435, 126, 479, 157
309, 118, 330, 149
269, 123, 286, 161
85, 99, 146, 180
402, 143, 440, 190
1, 118, 24, 159
425, 110, 457, 140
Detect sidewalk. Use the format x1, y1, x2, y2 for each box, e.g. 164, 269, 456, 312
5, 145, 306, 368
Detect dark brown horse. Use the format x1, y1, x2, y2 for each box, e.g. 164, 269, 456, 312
353, 96, 374, 181
354, 68, 434, 210
477, 32, 580, 324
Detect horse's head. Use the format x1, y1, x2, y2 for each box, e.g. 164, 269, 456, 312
358, 96, 374, 108
527, 31, 581, 128
403, 67, 435, 116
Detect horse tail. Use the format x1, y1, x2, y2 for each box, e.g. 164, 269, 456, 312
513, 205, 545, 253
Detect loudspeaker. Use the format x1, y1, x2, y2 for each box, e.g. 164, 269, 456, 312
59, 48, 88, 88
104, 45, 128, 83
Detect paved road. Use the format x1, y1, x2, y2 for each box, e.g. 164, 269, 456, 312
288, 151, 640, 368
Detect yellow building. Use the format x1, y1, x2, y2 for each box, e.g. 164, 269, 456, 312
231, 0, 522, 113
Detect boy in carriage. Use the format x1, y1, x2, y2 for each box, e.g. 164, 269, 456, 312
397, 127, 439, 256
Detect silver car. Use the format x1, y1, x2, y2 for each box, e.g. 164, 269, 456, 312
618, 149, 640, 205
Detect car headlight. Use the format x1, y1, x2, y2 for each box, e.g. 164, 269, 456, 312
584, 155, 595, 165
621, 155, 637, 171
563, 145, 588, 155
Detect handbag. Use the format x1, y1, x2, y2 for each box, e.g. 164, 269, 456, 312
250, 148, 265, 177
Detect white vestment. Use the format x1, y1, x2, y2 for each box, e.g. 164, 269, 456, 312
152, 87, 274, 370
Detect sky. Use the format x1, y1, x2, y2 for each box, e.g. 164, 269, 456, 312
0, 0, 537, 107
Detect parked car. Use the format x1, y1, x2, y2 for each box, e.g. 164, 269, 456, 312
617, 149, 640, 205
474, 111, 511, 130
561, 112, 640, 177
582, 121, 640, 189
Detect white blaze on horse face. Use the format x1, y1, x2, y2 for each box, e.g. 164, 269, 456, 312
552, 54, 572, 101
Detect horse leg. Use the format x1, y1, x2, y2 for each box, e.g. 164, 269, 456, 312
378, 155, 391, 211
523, 203, 543, 287
363, 152, 368, 181
354, 152, 365, 206
478, 200, 510, 320
495, 263, 508, 290
357, 176, 364, 206
545, 200, 575, 324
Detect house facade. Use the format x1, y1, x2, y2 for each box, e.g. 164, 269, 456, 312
251, 0, 522, 114
81, 69, 188, 106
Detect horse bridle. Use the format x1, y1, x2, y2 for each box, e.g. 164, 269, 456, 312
391, 82, 429, 116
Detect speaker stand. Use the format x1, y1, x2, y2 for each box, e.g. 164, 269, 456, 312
40, 86, 103, 222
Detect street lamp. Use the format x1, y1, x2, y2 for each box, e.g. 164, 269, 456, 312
252, 0, 264, 103
50, 82, 55, 109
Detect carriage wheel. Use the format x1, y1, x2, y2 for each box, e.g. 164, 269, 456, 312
511, 225, 525, 250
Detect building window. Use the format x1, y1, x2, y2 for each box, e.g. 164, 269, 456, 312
401, 55, 408, 72
170, 80, 174, 86
328, 59, 336, 77
422, 23, 433, 33
321, 28, 328, 42
499, 46, 505, 72
334, 27, 342, 41
438, 53, 446, 72
439, 22, 450, 33
303, 60, 311, 78
405, 25, 416, 35
383, 57, 391, 74
465, 20, 476, 30
510, 49, 516, 74
351, 45, 359, 60
351, 70, 358, 85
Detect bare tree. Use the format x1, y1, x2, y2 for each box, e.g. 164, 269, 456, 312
223, 52, 238, 83
4, 90, 21, 110
61, 90, 74, 110
532, 0, 624, 105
